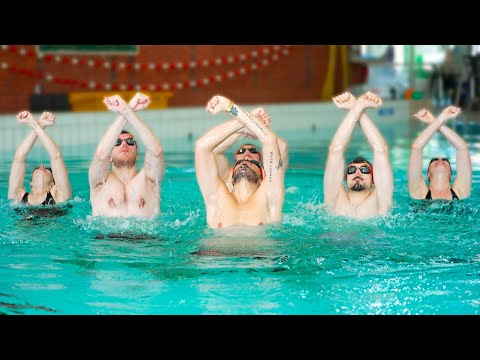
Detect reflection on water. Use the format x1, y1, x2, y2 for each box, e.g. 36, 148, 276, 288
0, 292, 58, 314
193, 225, 279, 257
94, 232, 159, 241
14, 203, 73, 222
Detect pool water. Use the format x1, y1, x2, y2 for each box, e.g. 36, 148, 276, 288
1, 115, 480, 315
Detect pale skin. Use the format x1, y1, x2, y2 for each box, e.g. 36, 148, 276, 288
196, 95, 285, 228
213, 107, 289, 191
89, 93, 164, 217
324, 91, 393, 218
8, 111, 72, 205
408, 106, 471, 200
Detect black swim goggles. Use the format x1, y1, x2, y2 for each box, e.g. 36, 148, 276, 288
346, 165, 372, 175
236, 147, 259, 155
116, 138, 136, 146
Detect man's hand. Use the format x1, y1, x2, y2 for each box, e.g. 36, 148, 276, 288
129, 93, 151, 111
206, 95, 230, 114
252, 107, 271, 126
38, 111, 56, 128
16, 111, 36, 126
333, 92, 356, 110
103, 95, 129, 113
238, 107, 271, 138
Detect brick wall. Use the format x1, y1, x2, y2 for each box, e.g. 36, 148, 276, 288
0, 45, 356, 113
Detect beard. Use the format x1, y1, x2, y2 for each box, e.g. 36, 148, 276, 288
233, 164, 260, 184
350, 182, 366, 192
112, 154, 136, 168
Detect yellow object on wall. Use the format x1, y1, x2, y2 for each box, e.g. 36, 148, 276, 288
68, 91, 173, 112
321, 45, 349, 100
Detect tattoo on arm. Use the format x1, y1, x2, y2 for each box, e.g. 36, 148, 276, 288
276, 158, 283, 170
269, 152, 273, 182
231, 105, 238, 116
241, 107, 267, 137
144, 160, 151, 170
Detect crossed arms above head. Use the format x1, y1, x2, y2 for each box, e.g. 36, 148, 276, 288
196, 95, 285, 207
324, 91, 393, 211
408, 106, 471, 199
89, 93, 164, 190
8, 111, 71, 203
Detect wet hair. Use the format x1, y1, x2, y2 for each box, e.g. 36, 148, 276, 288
32, 166, 55, 184
121, 130, 134, 137
349, 156, 372, 167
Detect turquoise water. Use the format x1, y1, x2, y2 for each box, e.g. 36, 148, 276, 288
1, 117, 480, 315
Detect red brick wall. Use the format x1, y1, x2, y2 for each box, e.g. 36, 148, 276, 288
0, 45, 356, 113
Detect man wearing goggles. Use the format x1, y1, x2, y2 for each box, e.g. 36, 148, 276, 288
196, 95, 286, 228
408, 106, 471, 200
324, 91, 393, 218
8, 111, 72, 207
212, 107, 288, 192
89, 93, 164, 217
